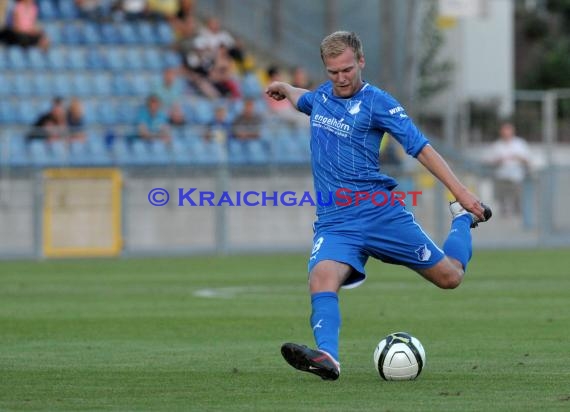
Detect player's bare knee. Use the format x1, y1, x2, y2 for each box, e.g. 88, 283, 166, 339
435, 269, 463, 289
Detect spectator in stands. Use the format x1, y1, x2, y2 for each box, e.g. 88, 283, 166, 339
168, 103, 186, 127
136, 94, 171, 143
208, 47, 242, 99
75, 0, 112, 21
205, 105, 231, 144
485, 121, 532, 217
112, 0, 147, 20
171, 10, 198, 57
0, 0, 9, 28
263, 65, 307, 127
291, 66, 314, 90
0, 0, 49, 50
153, 67, 185, 115
194, 16, 236, 60
67, 98, 86, 142
231, 99, 262, 141
27, 97, 67, 143
146, 0, 179, 20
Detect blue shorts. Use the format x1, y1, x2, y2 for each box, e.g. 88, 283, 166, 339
307, 203, 445, 288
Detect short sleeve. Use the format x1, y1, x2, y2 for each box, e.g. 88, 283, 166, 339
372, 91, 429, 158
296, 91, 315, 116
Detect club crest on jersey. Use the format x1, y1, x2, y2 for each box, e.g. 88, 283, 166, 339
347, 100, 362, 115
415, 244, 432, 262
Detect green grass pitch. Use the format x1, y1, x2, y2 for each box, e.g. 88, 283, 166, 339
1, 250, 569, 411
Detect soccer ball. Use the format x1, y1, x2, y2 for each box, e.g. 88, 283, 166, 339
373, 332, 426, 381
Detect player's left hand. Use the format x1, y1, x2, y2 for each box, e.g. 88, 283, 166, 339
456, 192, 486, 221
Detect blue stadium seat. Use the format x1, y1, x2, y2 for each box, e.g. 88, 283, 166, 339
228, 140, 246, 165
32, 73, 52, 97
164, 51, 182, 68
28, 140, 54, 167
243, 140, 269, 164
0, 48, 6, 71
46, 47, 67, 71
96, 101, 118, 126
28, 48, 48, 70
111, 138, 132, 165
7, 47, 28, 70
192, 99, 216, 124
136, 22, 156, 45
92, 73, 112, 96
86, 133, 113, 166
83, 23, 101, 45
115, 101, 137, 124
62, 23, 82, 45
58, 1, 79, 19
100, 23, 120, 44
71, 73, 92, 97
67, 48, 87, 70
86, 48, 105, 70
51, 74, 73, 97
0, 79, 9, 97
112, 75, 131, 96
104, 48, 126, 72
147, 140, 171, 165
156, 22, 174, 45
241, 72, 264, 98
141, 48, 163, 71
124, 48, 145, 71
117, 24, 138, 45
5, 134, 30, 167
38, 1, 58, 20
130, 74, 152, 96
42, 22, 61, 44
15, 100, 38, 124
0, 101, 15, 124
50, 140, 69, 165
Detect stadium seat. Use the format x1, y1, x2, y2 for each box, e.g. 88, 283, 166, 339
105, 48, 127, 72
15, 100, 38, 124
100, 23, 120, 44
86, 48, 105, 70
28, 140, 54, 167
32, 73, 52, 97
130, 74, 152, 97
243, 140, 269, 164
46, 47, 67, 71
28, 48, 48, 70
86, 134, 113, 166
5, 134, 29, 167
83, 23, 101, 45
192, 99, 216, 124
0, 101, 15, 124
92, 73, 113, 96
147, 140, 171, 165
7, 47, 28, 70
136, 22, 156, 45
58, 1, 79, 19
117, 24, 138, 45
141, 49, 163, 71
67, 49, 88, 71
96, 101, 118, 126
0, 79, 10, 98
228, 140, 246, 165
50, 140, 69, 165
51, 74, 73, 97
62, 23, 82, 45
0, 49, 6, 71
164, 51, 182, 68
38, 1, 58, 20
124, 48, 145, 71
71, 73, 92, 97
42, 22, 61, 44
156, 22, 174, 45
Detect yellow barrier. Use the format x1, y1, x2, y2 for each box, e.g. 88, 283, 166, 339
43, 168, 122, 258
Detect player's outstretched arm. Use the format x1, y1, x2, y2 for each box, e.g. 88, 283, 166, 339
416, 144, 486, 221
265, 81, 309, 111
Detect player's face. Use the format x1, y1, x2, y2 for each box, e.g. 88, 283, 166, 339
324, 48, 365, 98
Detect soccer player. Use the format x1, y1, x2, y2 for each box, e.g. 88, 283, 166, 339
265, 31, 492, 381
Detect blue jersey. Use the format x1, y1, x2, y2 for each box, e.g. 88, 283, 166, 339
297, 81, 429, 220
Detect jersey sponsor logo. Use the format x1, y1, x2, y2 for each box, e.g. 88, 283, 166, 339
415, 244, 432, 262
347, 100, 362, 115
313, 114, 350, 137
388, 106, 405, 115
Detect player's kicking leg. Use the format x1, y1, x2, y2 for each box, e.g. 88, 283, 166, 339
281, 343, 340, 380
418, 201, 492, 289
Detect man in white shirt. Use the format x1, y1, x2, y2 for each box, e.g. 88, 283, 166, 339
487, 122, 532, 217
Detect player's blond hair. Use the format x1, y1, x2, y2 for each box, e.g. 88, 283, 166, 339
320, 31, 364, 62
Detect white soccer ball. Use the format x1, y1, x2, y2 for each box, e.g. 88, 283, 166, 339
373, 332, 426, 381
